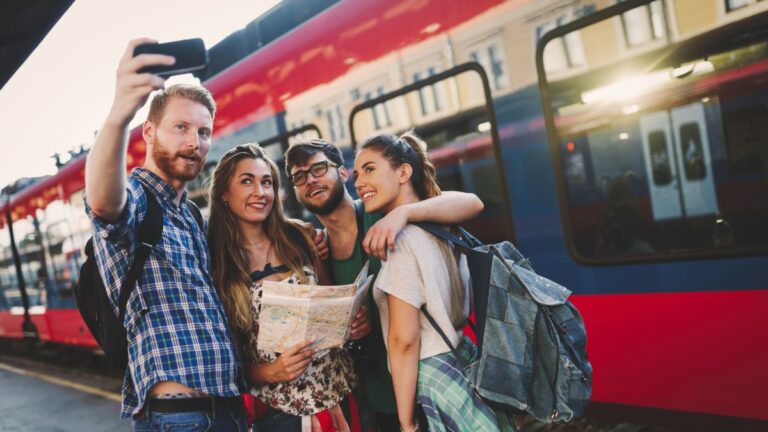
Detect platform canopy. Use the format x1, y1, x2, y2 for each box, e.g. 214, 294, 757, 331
0, 0, 74, 90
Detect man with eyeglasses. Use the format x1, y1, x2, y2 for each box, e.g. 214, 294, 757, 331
284, 139, 483, 431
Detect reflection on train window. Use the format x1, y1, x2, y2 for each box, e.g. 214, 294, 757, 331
722, 100, 768, 174
725, 0, 762, 13
679, 123, 706, 181
537, 16, 587, 73
467, 37, 510, 91
619, 0, 665, 47
541, 5, 768, 261
366, 87, 392, 130
648, 131, 673, 186
412, 68, 447, 116
558, 97, 768, 260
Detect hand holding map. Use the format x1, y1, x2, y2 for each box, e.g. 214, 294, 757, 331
257, 262, 373, 353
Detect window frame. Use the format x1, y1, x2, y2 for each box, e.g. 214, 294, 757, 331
348, 62, 516, 242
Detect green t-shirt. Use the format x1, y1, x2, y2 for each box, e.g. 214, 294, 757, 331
330, 201, 396, 414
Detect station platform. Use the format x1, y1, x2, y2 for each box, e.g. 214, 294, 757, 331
0, 361, 127, 431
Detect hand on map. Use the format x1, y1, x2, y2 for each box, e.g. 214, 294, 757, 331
269, 339, 316, 382
349, 306, 371, 340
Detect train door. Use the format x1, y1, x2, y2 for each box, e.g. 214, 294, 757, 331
640, 111, 683, 220
670, 102, 719, 217
640, 103, 718, 221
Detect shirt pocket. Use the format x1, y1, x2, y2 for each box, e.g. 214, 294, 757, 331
124, 288, 149, 332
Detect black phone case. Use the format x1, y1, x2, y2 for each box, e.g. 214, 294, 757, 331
134, 38, 208, 77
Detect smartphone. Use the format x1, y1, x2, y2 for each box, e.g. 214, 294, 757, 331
134, 38, 208, 78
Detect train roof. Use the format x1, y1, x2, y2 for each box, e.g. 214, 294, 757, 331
0, 0, 503, 226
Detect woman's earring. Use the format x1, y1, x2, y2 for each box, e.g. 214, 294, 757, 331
223, 201, 229, 207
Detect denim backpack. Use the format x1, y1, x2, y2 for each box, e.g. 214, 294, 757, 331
415, 223, 592, 423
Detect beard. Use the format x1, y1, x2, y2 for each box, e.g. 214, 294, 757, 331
302, 174, 345, 215
149, 137, 204, 182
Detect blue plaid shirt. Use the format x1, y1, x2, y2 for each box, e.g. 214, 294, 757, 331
85, 168, 243, 418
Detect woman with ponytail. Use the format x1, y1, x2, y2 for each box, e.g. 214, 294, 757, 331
353, 132, 512, 432
209, 143, 366, 431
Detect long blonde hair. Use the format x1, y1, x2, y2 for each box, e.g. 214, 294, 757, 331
208, 143, 317, 335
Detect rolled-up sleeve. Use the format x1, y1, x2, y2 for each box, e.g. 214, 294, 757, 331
84, 183, 141, 246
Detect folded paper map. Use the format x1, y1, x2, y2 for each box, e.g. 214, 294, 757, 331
257, 261, 373, 353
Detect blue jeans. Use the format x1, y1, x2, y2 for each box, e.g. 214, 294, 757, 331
132, 405, 248, 431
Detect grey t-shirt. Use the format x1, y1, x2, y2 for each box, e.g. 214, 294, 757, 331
374, 225, 471, 360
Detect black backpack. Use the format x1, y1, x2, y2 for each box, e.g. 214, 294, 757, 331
75, 187, 203, 369
415, 222, 592, 423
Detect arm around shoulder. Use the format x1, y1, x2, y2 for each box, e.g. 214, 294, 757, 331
403, 190, 483, 224
363, 192, 482, 259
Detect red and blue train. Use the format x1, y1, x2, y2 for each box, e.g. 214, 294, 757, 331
1, 0, 766, 422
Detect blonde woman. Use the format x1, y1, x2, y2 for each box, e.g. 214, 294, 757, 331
208, 143, 366, 431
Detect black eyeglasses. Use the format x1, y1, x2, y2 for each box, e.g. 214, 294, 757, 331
289, 160, 339, 186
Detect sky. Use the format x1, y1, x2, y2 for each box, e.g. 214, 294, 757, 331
0, 0, 282, 190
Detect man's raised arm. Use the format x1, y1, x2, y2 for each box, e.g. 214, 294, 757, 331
85, 38, 173, 222
363, 191, 484, 259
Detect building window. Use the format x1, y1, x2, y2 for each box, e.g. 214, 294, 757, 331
412, 68, 446, 116
366, 86, 392, 130
324, 104, 345, 142
468, 39, 510, 91
725, 0, 763, 12
620, 0, 665, 47
537, 17, 587, 73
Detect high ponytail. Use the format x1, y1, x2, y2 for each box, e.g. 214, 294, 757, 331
398, 132, 441, 199
358, 130, 441, 200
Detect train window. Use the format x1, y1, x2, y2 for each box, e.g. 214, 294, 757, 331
349, 63, 515, 244
8, 218, 46, 307
42, 202, 81, 301
538, 0, 768, 263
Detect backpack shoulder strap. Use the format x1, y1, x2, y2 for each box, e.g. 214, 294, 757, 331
354, 200, 368, 265
420, 304, 456, 352
414, 222, 475, 250
117, 185, 163, 322
186, 199, 205, 233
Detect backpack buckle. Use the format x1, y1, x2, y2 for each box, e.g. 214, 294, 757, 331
138, 241, 154, 253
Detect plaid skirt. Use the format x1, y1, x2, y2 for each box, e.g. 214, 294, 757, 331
417, 336, 515, 432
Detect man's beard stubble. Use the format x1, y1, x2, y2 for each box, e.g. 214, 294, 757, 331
303, 174, 345, 216
150, 137, 204, 183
